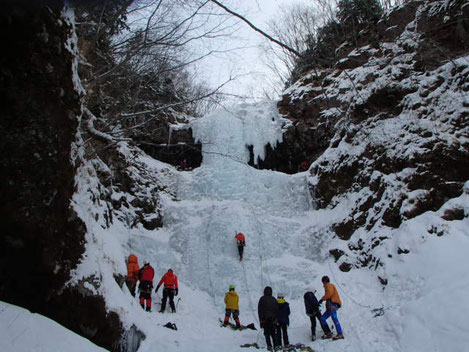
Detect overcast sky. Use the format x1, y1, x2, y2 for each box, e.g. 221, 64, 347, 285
192, 0, 308, 103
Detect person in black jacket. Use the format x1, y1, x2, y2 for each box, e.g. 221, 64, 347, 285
276, 293, 290, 348
258, 286, 279, 351
304, 289, 332, 340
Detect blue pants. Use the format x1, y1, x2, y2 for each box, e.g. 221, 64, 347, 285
320, 306, 343, 335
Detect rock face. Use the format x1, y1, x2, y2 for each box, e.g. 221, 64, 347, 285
276, 0, 469, 271
0, 3, 126, 351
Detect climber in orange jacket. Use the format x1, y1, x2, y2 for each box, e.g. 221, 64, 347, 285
235, 232, 246, 261
319, 276, 344, 340
138, 261, 155, 312
155, 269, 179, 313
126, 254, 140, 297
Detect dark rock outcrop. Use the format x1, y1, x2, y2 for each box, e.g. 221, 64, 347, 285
276, 0, 469, 271
0, 3, 129, 351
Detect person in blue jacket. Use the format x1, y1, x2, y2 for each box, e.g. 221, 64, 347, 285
304, 289, 332, 341
276, 293, 291, 348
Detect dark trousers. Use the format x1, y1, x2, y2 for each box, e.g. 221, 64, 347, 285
309, 312, 331, 336
237, 245, 244, 260
139, 281, 152, 311
275, 323, 289, 346
161, 288, 176, 312
263, 322, 279, 348
224, 309, 240, 326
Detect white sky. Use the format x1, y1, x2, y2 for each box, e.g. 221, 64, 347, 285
191, 0, 308, 102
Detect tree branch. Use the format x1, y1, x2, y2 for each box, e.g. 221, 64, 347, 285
208, 0, 303, 58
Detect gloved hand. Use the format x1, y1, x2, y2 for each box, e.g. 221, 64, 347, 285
175, 289, 178, 296
155, 285, 160, 293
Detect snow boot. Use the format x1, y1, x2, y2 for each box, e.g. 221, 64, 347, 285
333, 333, 344, 340
321, 333, 333, 339
311, 334, 316, 341
146, 307, 151, 312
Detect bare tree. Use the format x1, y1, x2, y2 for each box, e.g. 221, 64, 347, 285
75, 0, 242, 142
208, 0, 302, 58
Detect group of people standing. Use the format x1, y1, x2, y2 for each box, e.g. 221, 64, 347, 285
224, 276, 344, 351
125, 254, 179, 313
126, 233, 344, 350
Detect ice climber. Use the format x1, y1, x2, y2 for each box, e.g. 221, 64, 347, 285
235, 232, 246, 261
258, 286, 279, 351
125, 254, 140, 297
223, 285, 241, 329
155, 269, 179, 313
299, 161, 309, 171
304, 289, 332, 341
319, 276, 344, 340
276, 293, 290, 348
138, 260, 154, 312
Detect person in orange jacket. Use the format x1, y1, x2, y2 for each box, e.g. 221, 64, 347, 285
318, 276, 344, 340
138, 261, 155, 312
155, 269, 179, 313
126, 254, 140, 297
235, 232, 246, 261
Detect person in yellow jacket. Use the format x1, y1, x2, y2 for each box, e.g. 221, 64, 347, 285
319, 276, 344, 340
223, 285, 241, 329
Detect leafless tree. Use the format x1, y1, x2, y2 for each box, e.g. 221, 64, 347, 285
75, 0, 242, 141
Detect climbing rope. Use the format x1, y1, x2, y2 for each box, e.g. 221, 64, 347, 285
204, 203, 219, 309
241, 260, 259, 324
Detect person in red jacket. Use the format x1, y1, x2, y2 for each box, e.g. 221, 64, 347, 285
235, 232, 246, 261
126, 254, 140, 297
155, 269, 179, 313
138, 261, 155, 312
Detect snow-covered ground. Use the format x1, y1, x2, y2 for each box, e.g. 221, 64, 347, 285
0, 301, 108, 352
2, 101, 468, 352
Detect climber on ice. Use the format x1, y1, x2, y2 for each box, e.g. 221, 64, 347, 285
125, 254, 140, 297
156, 269, 179, 313
319, 276, 344, 340
258, 286, 280, 351
138, 260, 154, 312
235, 232, 246, 261
276, 293, 291, 348
223, 284, 241, 329
304, 289, 332, 341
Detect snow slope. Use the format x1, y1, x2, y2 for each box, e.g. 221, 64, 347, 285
3, 101, 467, 352
0, 301, 108, 352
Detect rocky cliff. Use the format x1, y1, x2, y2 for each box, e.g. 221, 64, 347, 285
0, 3, 128, 351
275, 0, 469, 275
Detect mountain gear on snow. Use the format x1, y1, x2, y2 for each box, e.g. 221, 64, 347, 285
258, 286, 280, 350
163, 322, 178, 330
235, 232, 246, 261
220, 318, 256, 331
138, 263, 154, 311
224, 288, 241, 328
156, 269, 179, 313
319, 276, 343, 337
304, 291, 331, 339
126, 254, 140, 297
276, 296, 290, 347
